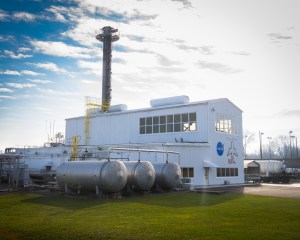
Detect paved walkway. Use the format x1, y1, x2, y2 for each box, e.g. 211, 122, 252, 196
244, 183, 300, 199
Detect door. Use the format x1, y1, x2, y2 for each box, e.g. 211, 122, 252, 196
204, 167, 209, 185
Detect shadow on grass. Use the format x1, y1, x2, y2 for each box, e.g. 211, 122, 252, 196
22, 193, 115, 210
22, 189, 244, 210
120, 191, 244, 208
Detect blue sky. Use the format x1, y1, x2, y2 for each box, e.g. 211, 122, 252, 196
0, 0, 300, 153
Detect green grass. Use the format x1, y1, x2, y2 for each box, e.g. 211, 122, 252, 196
0, 192, 299, 240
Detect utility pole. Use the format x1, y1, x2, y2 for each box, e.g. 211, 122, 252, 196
259, 131, 264, 159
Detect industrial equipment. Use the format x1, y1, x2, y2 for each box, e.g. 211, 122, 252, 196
123, 161, 155, 191
56, 160, 127, 194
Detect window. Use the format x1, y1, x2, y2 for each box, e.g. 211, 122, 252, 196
140, 112, 197, 135
215, 112, 237, 134
216, 168, 238, 177
181, 168, 194, 178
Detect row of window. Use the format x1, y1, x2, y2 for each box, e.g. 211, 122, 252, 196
215, 112, 237, 134
140, 112, 197, 134
217, 168, 239, 177
140, 112, 237, 135
181, 168, 194, 178
181, 167, 239, 178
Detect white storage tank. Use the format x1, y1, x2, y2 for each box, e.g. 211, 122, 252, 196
256, 160, 286, 175
152, 162, 181, 189
56, 160, 127, 193
123, 161, 155, 191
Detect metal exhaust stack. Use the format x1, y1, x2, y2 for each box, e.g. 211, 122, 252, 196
96, 26, 119, 111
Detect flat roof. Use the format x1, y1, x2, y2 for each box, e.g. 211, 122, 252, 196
66, 97, 242, 121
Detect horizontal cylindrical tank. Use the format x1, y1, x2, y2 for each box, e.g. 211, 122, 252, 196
150, 95, 189, 108
256, 160, 286, 175
56, 160, 127, 193
123, 161, 155, 191
152, 162, 181, 189
108, 104, 128, 112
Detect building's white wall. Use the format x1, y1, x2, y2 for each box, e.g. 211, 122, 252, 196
206, 100, 244, 185
64, 99, 244, 186
65, 103, 210, 145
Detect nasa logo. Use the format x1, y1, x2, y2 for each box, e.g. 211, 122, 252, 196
216, 142, 224, 156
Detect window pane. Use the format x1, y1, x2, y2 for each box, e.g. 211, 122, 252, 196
235, 168, 238, 176
153, 116, 159, 125
174, 123, 181, 132
182, 168, 188, 178
182, 113, 188, 122
140, 126, 145, 134
189, 122, 196, 131
174, 114, 180, 123
146, 117, 152, 125
140, 118, 145, 126
188, 168, 194, 178
146, 126, 152, 134
167, 124, 173, 132
226, 168, 230, 177
160, 116, 166, 124
183, 123, 189, 131
160, 125, 166, 133
217, 168, 221, 177
167, 115, 173, 123
153, 125, 159, 133
189, 112, 196, 121
221, 168, 226, 177
230, 168, 235, 176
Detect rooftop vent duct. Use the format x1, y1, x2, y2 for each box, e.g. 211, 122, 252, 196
150, 95, 189, 108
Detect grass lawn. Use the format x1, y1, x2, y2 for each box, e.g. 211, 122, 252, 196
0, 191, 299, 240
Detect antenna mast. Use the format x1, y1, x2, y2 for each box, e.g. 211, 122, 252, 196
96, 26, 119, 111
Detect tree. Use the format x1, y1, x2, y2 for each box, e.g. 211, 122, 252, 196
272, 135, 289, 159
243, 130, 255, 158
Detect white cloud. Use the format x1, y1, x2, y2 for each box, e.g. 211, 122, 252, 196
30, 40, 94, 58
0, 88, 14, 93
18, 47, 31, 52
46, 6, 68, 22
6, 83, 36, 89
77, 60, 101, 75
37, 88, 79, 96
4, 50, 32, 59
12, 12, 36, 21
0, 69, 43, 76
32, 62, 67, 73
28, 79, 52, 84
0, 35, 15, 42
21, 70, 44, 76
0, 70, 21, 75
0, 10, 9, 20
0, 95, 16, 99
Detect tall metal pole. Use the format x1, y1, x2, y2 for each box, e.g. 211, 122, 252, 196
289, 130, 293, 159
96, 26, 119, 111
296, 137, 298, 159
267, 137, 272, 159
259, 131, 264, 159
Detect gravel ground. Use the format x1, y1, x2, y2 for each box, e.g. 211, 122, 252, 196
244, 183, 300, 199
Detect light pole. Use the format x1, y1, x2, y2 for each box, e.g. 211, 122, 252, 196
289, 130, 293, 159
259, 131, 264, 159
267, 137, 272, 159
291, 135, 296, 159
296, 137, 298, 159
244, 134, 248, 159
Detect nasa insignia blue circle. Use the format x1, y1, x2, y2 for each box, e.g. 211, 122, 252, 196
216, 142, 224, 156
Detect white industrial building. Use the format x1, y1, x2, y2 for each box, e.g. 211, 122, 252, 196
65, 96, 244, 188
